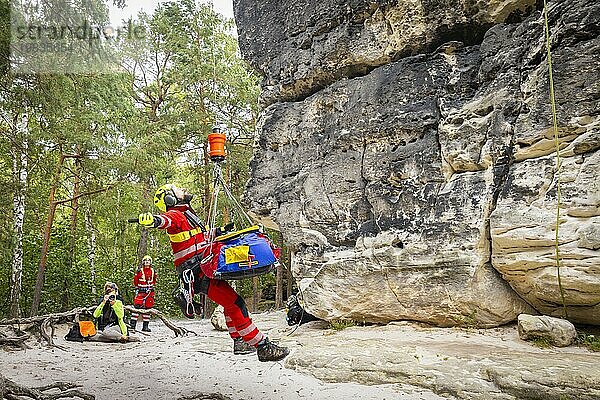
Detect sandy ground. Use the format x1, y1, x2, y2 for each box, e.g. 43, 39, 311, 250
0, 311, 441, 400
3, 311, 599, 400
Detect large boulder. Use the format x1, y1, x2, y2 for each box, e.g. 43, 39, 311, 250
235, 0, 600, 326
517, 314, 577, 347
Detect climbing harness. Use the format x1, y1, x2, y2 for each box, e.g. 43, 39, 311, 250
182, 268, 196, 316
543, 0, 568, 318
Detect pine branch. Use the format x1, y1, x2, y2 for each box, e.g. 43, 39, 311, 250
53, 186, 113, 206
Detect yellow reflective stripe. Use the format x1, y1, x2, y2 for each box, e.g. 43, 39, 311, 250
215, 225, 261, 242
169, 227, 203, 243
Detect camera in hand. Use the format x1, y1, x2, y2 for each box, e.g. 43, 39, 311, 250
108, 294, 116, 301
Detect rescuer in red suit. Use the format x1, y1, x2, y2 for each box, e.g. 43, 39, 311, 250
129, 255, 157, 332
137, 183, 289, 362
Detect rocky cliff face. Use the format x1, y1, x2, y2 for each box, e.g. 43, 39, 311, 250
234, 0, 600, 326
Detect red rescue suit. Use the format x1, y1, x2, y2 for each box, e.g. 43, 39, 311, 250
155, 204, 264, 347
133, 266, 156, 309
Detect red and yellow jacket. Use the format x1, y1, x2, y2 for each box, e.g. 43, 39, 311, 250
154, 204, 209, 267
133, 266, 156, 289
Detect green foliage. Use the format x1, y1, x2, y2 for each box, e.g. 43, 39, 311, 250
450, 310, 479, 329
530, 336, 553, 349
0, 0, 263, 318
329, 319, 356, 331
577, 332, 600, 352
0, 0, 9, 74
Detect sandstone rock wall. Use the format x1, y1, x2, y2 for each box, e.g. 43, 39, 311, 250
235, 0, 538, 107
234, 0, 600, 326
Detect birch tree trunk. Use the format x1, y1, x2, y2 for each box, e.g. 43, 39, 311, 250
84, 204, 97, 296
9, 114, 28, 318
275, 262, 284, 309
113, 187, 128, 276
113, 187, 121, 265
274, 230, 284, 309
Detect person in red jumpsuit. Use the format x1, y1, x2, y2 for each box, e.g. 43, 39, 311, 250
137, 183, 289, 362
130, 255, 157, 332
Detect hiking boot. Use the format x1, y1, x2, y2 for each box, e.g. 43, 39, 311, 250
233, 337, 256, 355
129, 319, 137, 331
142, 321, 151, 332
256, 338, 289, 362
173, 291, 195, 319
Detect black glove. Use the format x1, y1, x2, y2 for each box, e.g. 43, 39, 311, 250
223, 222, 235, 233
216, 222, 235, 236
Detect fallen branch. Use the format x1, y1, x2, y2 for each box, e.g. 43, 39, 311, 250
123, 306, 196, 337
0, 305, 194, 349
0, 374, 95, 399
0, 307, 94, 326
177, 393, 231, 400
0, 307, 95, 348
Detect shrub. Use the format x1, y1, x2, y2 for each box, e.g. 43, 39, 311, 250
329, 318, 355, 331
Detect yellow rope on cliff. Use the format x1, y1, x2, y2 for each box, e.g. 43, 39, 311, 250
543, 0, 568, 319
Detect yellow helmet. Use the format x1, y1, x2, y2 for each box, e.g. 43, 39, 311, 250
154, 184, 178, 212
142, 255, 152, 265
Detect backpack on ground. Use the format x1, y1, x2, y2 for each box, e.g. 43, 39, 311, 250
64, 323, 84, 342
286, 295, 320, 326
79, 320, 96, 337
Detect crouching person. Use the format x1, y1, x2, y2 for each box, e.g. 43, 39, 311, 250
90, 282, 128, 342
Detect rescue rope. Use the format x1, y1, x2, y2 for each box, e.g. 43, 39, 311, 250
543, 0, 568, 318
206, 162, 253, 232
210, 0, 219, 128
207, 164, 222, 236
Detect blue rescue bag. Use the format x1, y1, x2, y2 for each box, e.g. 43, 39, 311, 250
213, 230, 278, 280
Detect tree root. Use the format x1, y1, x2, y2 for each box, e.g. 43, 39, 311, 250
0, 307, 94, 349
0, 374, 95, 399
177, 393, 232, 400
0, 308, 94, 326
0, 328, 30, 350
0, 306, 195, 349
123, 306, 196, 337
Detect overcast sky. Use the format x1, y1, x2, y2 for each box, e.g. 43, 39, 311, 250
108, 0, 235, 25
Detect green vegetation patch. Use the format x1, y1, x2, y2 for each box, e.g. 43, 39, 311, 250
530, 336, 553, 349
577, 332, 600, 352
329, 318, 356, 331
